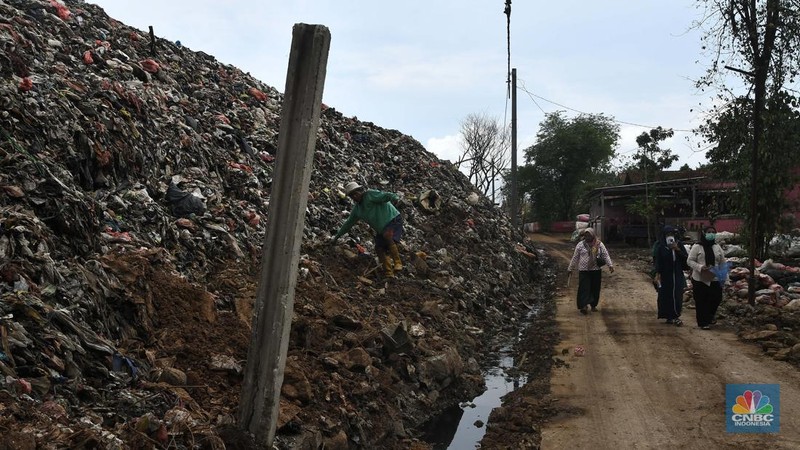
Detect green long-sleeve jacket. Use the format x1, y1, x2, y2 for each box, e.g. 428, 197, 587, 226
334, 189, 399, 239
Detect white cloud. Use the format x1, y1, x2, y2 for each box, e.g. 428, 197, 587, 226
353, 49, 503, 91
426, 134, 461, 163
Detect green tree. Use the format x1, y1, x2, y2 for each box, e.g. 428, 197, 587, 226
695, 0, 800, 305
632, 127, 677, 177
626, 127, 677, 243
518, 111, 619, 224
699, 93, 800, 252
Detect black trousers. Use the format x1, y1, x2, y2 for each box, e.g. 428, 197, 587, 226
693, 280, 722, 326
577, 270, 602, 310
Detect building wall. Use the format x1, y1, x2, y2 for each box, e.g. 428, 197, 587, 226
683, 217, 744, 233
588, 173, 800, 243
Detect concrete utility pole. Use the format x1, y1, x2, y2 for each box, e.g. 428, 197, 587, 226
238, 24, 330, 446
504, 2, 518, 230
510, 68, 518, 230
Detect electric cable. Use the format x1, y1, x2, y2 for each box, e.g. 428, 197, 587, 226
517, 78, 694, 132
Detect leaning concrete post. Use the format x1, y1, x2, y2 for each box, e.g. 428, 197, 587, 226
238, 23, 330, 446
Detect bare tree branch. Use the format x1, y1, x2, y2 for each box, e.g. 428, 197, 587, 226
456, 113, 510, 198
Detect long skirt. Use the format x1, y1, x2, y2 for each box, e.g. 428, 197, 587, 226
694, 280, 722, 327
657, 283, 683, 320
576, 270, 602, 310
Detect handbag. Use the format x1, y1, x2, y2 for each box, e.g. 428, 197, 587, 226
585, 241, 606, 267
596, 256, 606, 267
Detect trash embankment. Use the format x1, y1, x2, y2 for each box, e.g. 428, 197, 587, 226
0, 1, 550, 448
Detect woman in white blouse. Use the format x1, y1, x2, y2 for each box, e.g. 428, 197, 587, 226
567, 228, 615, 314
686, 226, 726, 329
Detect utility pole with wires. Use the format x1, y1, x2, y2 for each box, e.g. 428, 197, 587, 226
504, 0, 512, 97
511, 69, 518, 230
504, 0, 519, 231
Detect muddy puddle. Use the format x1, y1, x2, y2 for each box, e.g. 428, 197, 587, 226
422, 306, 541, 449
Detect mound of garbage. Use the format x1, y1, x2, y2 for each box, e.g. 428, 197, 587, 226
0, 1, 550, 448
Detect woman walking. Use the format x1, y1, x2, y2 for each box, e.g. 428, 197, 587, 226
687, 226, 726, 329
567, 228, 615, 314
653, 225, 689, 326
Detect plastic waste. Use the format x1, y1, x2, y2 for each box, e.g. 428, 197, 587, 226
165, 182, 206, 217
709, 261, 731, 281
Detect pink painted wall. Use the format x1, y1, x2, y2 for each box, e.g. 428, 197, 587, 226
683, 218, 744, 233
785, 175, 800, 224
550, 221, 576, 233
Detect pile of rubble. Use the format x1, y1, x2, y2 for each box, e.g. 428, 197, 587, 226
0, 1, 551, 448
701, 231, 800, 311
717, 257, 800, 365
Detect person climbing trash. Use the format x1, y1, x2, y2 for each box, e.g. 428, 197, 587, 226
331, 181, 404, 278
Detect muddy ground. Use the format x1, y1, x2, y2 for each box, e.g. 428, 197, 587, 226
0, 239, 553, 450
5, 229, 800, 449
523, 234, 800, 450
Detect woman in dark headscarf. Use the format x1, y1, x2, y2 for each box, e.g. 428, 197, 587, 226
653, 225, 689, 326
687, 225, 726, 329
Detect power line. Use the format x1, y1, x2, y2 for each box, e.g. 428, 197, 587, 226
516, 79, 694, 132
503, 91, 510, 130
518, 83, 546, 115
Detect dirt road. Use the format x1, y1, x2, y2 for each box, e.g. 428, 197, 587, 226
534, 234, 800, 449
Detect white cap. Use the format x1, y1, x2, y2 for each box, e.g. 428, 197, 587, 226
344, 181, 363, 195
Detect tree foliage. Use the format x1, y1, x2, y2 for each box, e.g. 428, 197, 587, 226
696, 0, 800, 94
625, 127, 678, 243
455, 113, 509, 201
631, 127, 677, 176
518, 111, 619, 224
699, 92, 800, 253
695, 0, 800, 260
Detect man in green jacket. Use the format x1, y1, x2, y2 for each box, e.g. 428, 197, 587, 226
332, 181, 404, 278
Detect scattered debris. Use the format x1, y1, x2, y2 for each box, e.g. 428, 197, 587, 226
0, 1, 550, 448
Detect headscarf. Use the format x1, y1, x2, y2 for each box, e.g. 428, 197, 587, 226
583, 227, 599, 256
661, 225, 676, 243
700, 226, 716, 266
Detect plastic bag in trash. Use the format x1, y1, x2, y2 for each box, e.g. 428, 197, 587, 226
166, 182, 206, 217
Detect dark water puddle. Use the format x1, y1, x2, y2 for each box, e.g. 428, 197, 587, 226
423, 306, 539, 449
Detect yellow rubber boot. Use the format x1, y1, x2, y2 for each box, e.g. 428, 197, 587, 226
389, 242, 403, 272
376, 248, 392, 278
382, 255, 395, 278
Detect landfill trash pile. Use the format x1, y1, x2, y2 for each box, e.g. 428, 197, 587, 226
719, 257, 800, 364
768, 233, 800, 259
681, 231, 800, 310
0, 1, 552, 448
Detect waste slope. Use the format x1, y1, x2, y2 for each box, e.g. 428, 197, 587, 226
0, 1, 549, 448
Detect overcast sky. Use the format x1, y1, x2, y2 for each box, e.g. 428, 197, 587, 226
90, 0, 728, 169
